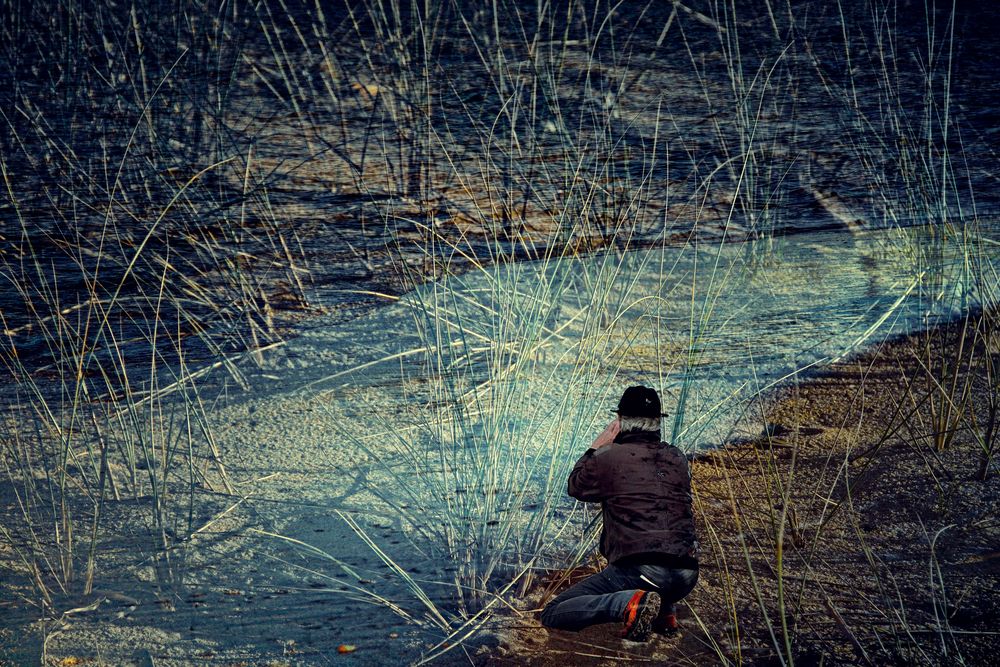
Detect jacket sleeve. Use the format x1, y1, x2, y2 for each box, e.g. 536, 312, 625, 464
567, 448, 606, 502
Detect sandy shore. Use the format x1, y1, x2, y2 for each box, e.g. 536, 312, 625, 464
485, 318, 1000, 666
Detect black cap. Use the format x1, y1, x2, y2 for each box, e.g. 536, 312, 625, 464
612, 385, 665, 418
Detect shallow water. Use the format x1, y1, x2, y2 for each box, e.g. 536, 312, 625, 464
292, 221, 1000, 453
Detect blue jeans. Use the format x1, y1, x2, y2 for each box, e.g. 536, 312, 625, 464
539, 562, 698, 631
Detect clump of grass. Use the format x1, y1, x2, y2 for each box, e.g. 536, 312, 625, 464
295, 5, 809, 651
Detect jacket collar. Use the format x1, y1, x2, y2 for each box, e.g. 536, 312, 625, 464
614, 430, 662, 445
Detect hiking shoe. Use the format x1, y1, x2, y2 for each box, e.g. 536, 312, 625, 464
652, 611, 680, 636
621, 590, 660, 641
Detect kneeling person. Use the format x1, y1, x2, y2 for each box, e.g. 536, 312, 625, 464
540, 386, 699, 641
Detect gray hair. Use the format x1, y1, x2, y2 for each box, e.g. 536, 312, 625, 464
619, 415, 662, 434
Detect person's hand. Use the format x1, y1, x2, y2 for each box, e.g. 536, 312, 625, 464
591, 418, 620, 450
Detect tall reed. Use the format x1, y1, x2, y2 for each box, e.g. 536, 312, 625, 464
0, 0, 307, 607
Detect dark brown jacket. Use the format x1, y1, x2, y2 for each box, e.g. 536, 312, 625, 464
568, 430, 698, 566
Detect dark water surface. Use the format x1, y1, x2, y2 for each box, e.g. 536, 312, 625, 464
2, 0, 999, 389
